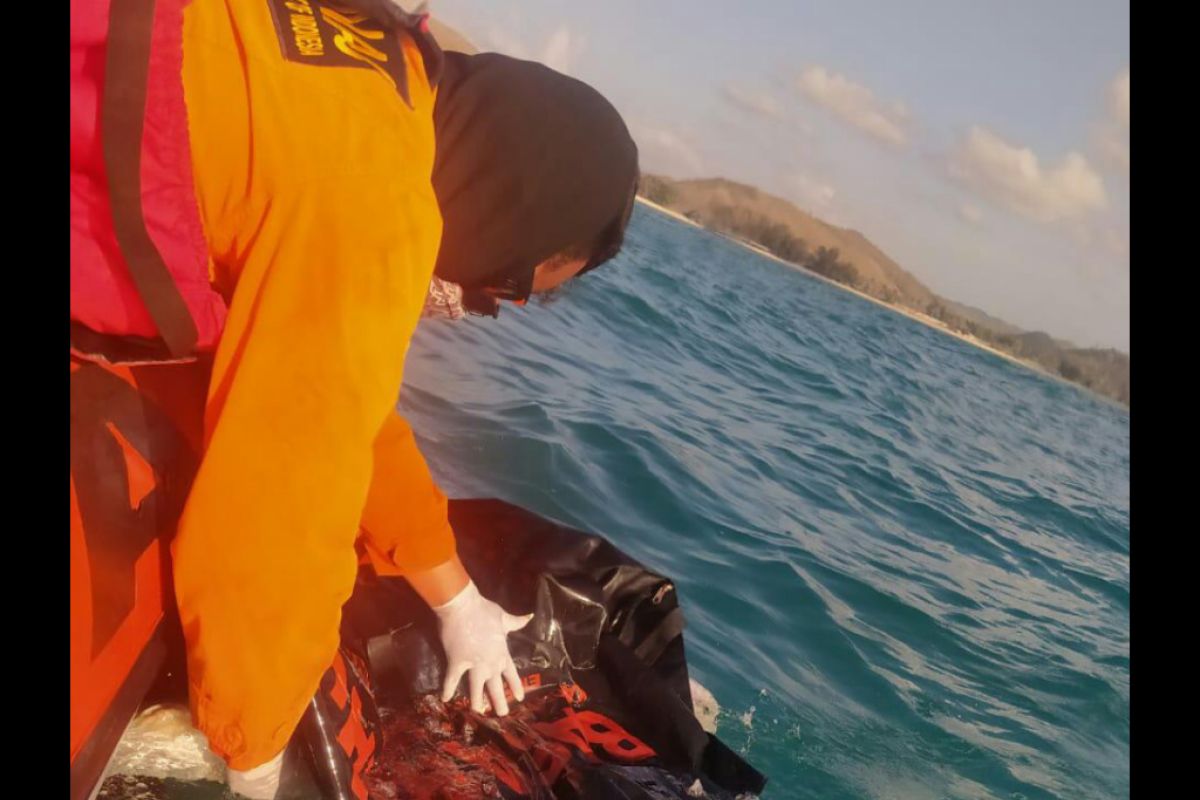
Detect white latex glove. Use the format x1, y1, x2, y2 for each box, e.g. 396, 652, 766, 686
227, 750, 283, 799
433, 580, 534, 716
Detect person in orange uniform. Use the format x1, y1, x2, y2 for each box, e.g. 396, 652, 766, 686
161, 2, 638, 798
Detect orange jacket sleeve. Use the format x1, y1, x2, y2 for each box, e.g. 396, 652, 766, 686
358, 411, 458, 577
170, 0, 442, 770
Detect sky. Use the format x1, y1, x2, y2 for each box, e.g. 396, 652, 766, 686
429, 1, 1130, 351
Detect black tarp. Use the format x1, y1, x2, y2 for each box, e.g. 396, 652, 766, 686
304, 499, 767, 800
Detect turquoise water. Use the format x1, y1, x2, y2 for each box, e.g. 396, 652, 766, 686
400, 205, 1130, 800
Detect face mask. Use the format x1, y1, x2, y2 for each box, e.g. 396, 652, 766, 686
421, 276, 467, 321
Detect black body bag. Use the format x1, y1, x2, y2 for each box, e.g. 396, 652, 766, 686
299, 499, 767, 800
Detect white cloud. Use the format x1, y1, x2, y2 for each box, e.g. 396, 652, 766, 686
1102, 228, 1129, 260
791, 172, 836, 212
794, 66, 910, 147
630, 122, 705, 176
1094, 126, 1130, 173
722, 84, 784, 120
1110, 68, 1130, 128
1067, 221, 1095, 249
483, 24, 585, 74
1092, 67, 1130, 175
959, 203, 983, 225
540, 25, 585, 74
951, 126, 1107, 224
484, 26, 530, 59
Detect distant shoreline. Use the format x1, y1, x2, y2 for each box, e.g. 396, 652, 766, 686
635, 196, 704, 229
634, 197, 1109, 401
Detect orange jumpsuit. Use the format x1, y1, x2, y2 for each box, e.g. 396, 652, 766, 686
171, 0, 454, 770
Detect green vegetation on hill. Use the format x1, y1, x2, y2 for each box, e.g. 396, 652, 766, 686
639, 174, 1129, 406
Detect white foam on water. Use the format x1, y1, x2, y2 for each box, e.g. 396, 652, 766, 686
735, 689, 771, 757
689, 678, 720, 734
104, 704, 225, 784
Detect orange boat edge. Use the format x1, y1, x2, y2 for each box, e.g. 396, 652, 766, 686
70, 347, 210, 800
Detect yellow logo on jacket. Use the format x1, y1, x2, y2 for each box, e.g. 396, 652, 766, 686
267, 0, 409, 100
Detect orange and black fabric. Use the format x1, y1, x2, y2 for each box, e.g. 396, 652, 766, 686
70, 353, 210, 797
297, 648, 383, 800
335, 499, 768, 799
